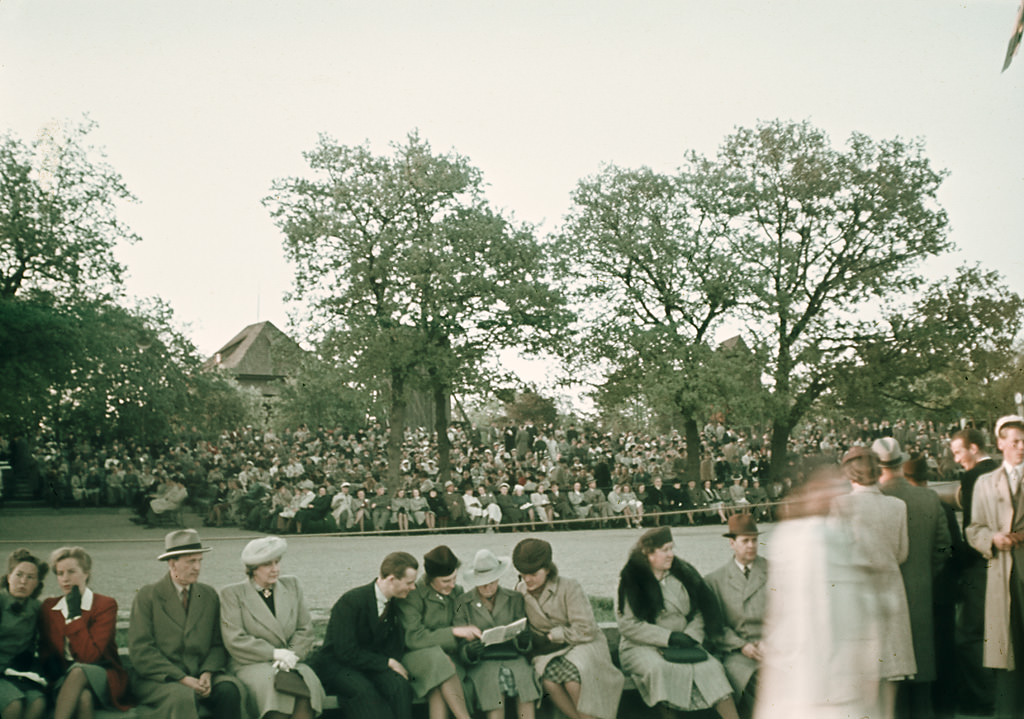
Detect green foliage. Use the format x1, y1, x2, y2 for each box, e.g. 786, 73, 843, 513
504, 390, 558, 427
272, 354, 370, 434
0, 118, 139, 302
266, 131, 572, 483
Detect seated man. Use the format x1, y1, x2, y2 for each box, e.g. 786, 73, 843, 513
128, 529, 244, 719
310, 552, 418, 719
704, 514, 766, 719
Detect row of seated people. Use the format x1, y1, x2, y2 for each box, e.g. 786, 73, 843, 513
0, 522, 768, 719
204, 475, 781, 535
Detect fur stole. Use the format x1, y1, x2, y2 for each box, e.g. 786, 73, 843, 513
617, 554, 723, 639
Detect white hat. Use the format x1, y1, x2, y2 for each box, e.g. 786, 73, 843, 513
158, 529, 211, 561
995, 415, 1024, 437
871, 437, 907, 468
461, 549, 512, 588
241, 536, 287, 567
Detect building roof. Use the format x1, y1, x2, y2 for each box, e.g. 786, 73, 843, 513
202, 321, 304, 379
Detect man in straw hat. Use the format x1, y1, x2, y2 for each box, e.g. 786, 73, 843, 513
873, 437, 951, 719
704, 514, 767, 718
127, 529, 243, 719
967, 414, 1024, 718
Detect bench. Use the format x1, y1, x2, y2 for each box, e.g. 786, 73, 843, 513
95, 624, 643, 719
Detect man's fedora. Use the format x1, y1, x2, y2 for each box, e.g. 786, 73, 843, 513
157, 529, 212, 561
724, 513, 760, 538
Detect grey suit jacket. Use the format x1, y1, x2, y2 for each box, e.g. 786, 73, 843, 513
705, 555, 767, 692
128, 573, 229, 682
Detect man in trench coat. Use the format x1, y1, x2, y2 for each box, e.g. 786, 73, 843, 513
128, 529, 243, 719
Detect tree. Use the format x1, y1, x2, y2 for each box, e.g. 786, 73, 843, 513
0, 118, 139, 302
266, 132, 570, 486
707, 120, 953, 475
555, 164, 750, 479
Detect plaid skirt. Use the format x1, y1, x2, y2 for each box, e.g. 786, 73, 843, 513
542, 655, 581, 684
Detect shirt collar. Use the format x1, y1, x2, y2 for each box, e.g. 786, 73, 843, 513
373, 580, 388, 616
52, 587, 94, 618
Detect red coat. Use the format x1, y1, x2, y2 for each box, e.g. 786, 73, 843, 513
39, 592, 131, 710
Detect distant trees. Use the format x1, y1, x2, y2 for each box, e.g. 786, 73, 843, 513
0, 121, 255, 451
266, 132, 570, 485
558, 120, 1022, 477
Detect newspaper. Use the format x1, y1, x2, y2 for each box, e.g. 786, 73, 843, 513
480, 617, 527, 646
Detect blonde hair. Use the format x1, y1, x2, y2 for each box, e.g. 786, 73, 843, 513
49, 546, 92, 576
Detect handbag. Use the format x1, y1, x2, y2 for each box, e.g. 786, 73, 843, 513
661, 645, 709, 663
274, 669, 311, 698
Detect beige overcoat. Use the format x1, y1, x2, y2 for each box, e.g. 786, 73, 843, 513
966, 465, 1018, 669
219, 575, 325, 717
704, 555, 767, 694
517, 575, 623, 719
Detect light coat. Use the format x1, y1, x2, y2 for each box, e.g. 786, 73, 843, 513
517, 575, 623, 719
830, 484, 916, 679
966, 466, 1019, 669
219, 575, 325, 717
880, 475, 951, 682
704, 555, 767, 694
128, 573, 245, 719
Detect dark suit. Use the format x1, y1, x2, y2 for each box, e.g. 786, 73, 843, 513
310, 581, 413, 719
128, 574, 242, 719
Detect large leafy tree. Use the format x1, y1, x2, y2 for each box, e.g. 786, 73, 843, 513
555, 164, 752, 479
0, 118, 139, 302
266, 132, 570, 485
708, 120, 954, 474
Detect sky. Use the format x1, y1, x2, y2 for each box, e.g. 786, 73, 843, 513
1, 0, 1022, 400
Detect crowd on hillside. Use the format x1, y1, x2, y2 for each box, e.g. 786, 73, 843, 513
3, 416, 965, 534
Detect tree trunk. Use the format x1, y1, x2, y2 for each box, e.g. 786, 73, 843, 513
684, 416, 701, 483
386, 370, 407, 489
768, 417, 792, 482
433, 380, 452, 488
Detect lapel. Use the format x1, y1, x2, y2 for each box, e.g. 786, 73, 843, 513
155, 574, 188, 630
743, 557, 767, 601
242, 582, 289, 646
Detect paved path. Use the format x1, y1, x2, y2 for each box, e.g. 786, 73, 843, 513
0, 507, 760, 614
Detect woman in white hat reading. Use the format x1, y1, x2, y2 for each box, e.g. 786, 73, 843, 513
454, 549, 540, 719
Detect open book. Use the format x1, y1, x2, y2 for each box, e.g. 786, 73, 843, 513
480, 617, 527, 646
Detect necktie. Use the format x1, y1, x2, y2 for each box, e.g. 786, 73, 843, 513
181, 587, 189, 612
743, 565, 750, 579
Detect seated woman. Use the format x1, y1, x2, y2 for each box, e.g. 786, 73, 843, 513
391, 486, 412, 533
220, 537, 326, 719
1, 549, 49, 719
513, 539, 623, 719
616, 526, 739, 719
39, 547, 130, 719
408, 487, 434, 530
397, 546, 479, 719
455, 549, 540, 719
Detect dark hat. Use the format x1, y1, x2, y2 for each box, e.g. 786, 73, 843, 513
871, 438, 908, 468
512, 538, 552, 574
423, 545, 460, 578
724, 513, 760, 538
640, 525, 673, 549
157, 529, 211, 561
902, 455, 930, 484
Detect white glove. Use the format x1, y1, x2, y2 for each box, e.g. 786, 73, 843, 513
272, 648, 299, 671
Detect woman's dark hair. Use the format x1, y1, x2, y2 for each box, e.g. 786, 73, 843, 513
3, 548, 48, 599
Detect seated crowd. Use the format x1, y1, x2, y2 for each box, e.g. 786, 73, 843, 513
9, 417, 959, 535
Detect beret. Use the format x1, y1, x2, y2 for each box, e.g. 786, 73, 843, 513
423, 545, 459, 578
241, 536, 287, 567
512, 538, 552, 574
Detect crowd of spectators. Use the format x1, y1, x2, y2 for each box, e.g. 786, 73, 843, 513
2, 415, 967, 535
